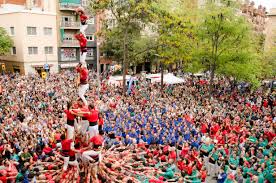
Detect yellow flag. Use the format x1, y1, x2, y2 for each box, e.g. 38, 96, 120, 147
41, 71, 47, 79
1, 64, 6, 71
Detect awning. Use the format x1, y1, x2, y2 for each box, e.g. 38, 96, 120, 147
100, 57, 112, 64
31, 64, 53, 68
60, 63, 78, 68
146, 73, 185, 84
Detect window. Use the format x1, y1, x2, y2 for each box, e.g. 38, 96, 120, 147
32, 0, 40, 7
11, 47, 16, 55
87, 18, 94, 25
82, 0, 88, 6
44, 47, 53, 54
27, 27, 37, 35
28, 47, 38, 55
62, 16, 74, 22
87, 48, 94, 58
44, 27, 52, 35
10, 27, 15, 36
86, 35, 94, 41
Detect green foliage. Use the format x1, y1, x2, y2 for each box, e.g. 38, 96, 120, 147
151, 0, 196, 66
90, 0, 158, 64
90, 0, 268, 91
262, 45, 276, 78
191, 3, 262, 88
0, 27, 13, 56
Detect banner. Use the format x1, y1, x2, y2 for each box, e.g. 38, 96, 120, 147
41, 71, 47, 79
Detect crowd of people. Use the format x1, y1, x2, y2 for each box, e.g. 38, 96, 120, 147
0, 69, 275, 183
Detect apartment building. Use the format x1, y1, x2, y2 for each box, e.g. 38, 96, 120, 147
57, 0, 97, 70
0, 0, 59, 74
264, 8, 276, 51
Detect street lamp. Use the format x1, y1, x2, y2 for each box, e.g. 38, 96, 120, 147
97, 41, 101, 96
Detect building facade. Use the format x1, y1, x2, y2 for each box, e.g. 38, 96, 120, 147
57, 0, 97, 70
264, 8, 276, 51
0, 0, 59, 74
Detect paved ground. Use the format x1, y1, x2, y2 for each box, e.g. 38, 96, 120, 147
206, 177, 216, 183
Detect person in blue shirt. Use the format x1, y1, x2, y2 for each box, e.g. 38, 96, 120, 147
184, 130, 191, 141
124, 135, 133, 145
129, 128, 137, 139
158, 136, 166, 145
191, 136, 200, 149
144, 134, 152, 145
217, 167, 227, 183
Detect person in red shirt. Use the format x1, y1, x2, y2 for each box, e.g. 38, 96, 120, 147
83, 104, 99, 139
75, 7, 89, 34
180, 143, 189, 158
76, 63, 89, 106
82, 134, 104, 162
98, 113, 104, 134
200, 167, 207, 182
0, 173, 7, 183
71, 102, 91, 138
75, 33, 87, 65
168, 147, 177, 161
60, 134, 73, 171
201, 123, 208, 134
42, 144, 53, 156
67, 142, 81, 173
64, 101, 76, 139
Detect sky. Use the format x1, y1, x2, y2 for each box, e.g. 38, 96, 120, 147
252, 0, 276, 11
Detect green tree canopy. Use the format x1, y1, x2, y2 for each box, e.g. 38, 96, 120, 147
187, 2, 263, 91
90, 0, 159, 94
0, 27, 13, 56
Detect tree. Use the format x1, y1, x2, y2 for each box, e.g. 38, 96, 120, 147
151, 0, 196, 92
189, 2, 262, 94
262, 42, 276, 79
0, 27, 13, 56
90, 0, 158, 95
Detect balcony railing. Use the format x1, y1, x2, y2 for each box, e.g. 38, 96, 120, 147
60, 21, 80, 29
61, 40, 80, 47
59, 3, 80, 11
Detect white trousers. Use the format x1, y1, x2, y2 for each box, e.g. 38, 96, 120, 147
63, 156, 70, 171
88, 125, 99, 139
78, 84, 89, 106
80, 120, 89, 135
69, 159, 79, 172
208, 162, 217, 177
66, 125, 75, 139
82, 150, 101, 162
80, 52, 87, 65
203, 156, 209, 166
80, 24, 88, 35
229, 168, 237, 175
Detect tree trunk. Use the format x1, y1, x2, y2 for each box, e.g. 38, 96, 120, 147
209, 65, 215, 97
122, 31, 127, 96
161, 62, 164, 96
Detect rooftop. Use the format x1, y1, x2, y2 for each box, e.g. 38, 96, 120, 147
0, 4, 56, 15
267, 8, 276, 16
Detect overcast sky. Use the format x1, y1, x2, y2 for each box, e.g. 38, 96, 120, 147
252, 0, 276, 11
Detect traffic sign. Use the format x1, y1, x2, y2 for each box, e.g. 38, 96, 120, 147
1, 64, 6, 71
41, 71, 47, 79
44, 64, 49, 70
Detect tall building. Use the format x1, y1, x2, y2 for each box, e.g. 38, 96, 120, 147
57, 0, 97, 70
0, 0, 59, 74
264, 8, 276, 51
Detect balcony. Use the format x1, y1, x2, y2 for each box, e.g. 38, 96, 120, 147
59, 3, 80, 11
61, 40, 80, 47
60, 21, 80, 29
